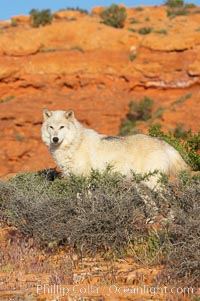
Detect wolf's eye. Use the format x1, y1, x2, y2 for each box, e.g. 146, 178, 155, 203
49, 126, 54, 130
60, 126, 64, 129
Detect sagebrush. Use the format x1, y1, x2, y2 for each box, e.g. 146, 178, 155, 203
0, 169, 200, 287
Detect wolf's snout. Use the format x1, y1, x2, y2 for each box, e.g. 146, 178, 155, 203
53, 137, 59, 143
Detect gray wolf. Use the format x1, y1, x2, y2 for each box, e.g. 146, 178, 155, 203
41, 109, 189, 189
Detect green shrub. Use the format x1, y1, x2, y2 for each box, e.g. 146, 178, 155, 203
11, 20, 18, 27
70, 46, 84, 52
154, 106, 165, 119
65, 6, 89, 14
29, 9, 53, 27
132, 229, 170, 265
165, 0, 185, 8
165, 0, 193, 18
127, 97, 154, 122
173, 123, 189, 139
100, 4, 127, 28
129, 17, 140, 24
40, 47, 57, 53
154, 29, 168, 35
127, 27, 137, 32
167, 7, 189, 17
118, 120, 140, 136
138, 27, 152, 35
185, 2, 196, 8
135, 6, 144, 11
1, 24, 9, 30
119, 97, 154, 136
130, 54, 137, 61
172, 92, 192, 105
0, 95, 14, 104
15, 134, 24, 142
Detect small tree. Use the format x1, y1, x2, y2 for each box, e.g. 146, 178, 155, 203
127, 97, 154, 122
30, 9, 53, 27
119, 97, 154, 136
165, 0, 184, 7
100, 4, 127, 28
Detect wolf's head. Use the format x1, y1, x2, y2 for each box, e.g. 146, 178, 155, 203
41, 109, 79, 148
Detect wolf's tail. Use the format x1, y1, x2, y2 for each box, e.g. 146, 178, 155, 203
167, 147, 190, 175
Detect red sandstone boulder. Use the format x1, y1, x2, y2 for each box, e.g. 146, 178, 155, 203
54, 10, 84, 20
0, 30, 42, 56
11, 15, 30, 24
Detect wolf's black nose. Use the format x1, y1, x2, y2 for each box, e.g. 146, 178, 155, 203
53, 137, 59, 143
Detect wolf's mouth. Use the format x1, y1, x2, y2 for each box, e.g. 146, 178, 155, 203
51, 138, 62, 146
51, 140, 61, 146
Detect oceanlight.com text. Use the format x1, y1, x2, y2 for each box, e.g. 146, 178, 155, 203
36, 284, 195, 296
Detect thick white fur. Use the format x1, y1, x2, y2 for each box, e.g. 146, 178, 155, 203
41, 109, 189, 189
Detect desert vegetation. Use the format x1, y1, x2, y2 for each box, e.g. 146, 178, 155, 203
65, 6, 89, 14
0, 167, 199, 290
100, 4, 127, 28
165, 0, 199, 18
165, 0, 185, 8
29, 8, 53, 27
138, 26, 152, 35
119, 97, 154, 135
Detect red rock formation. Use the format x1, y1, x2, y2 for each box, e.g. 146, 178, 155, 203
0, 6, 200, 176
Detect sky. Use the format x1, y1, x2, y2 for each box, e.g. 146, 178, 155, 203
0, 0, 199, 21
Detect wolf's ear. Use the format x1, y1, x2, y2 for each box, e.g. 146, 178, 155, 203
65, 109, 74, 121
43, 109, 52, 120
